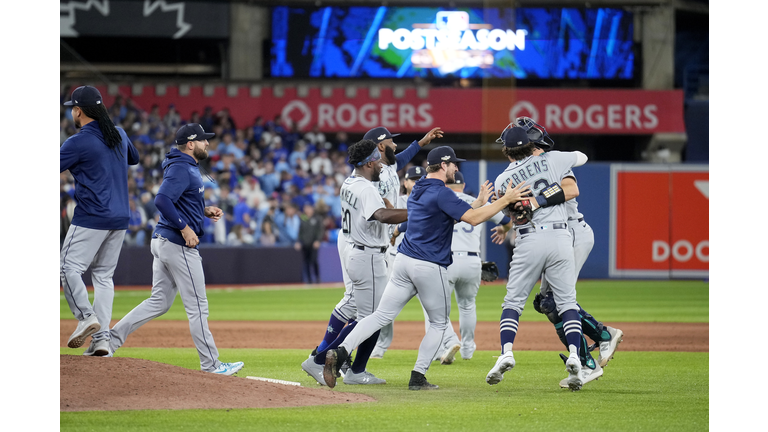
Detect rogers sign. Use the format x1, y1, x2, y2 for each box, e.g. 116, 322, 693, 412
509, 100, 660, 132
484, 88, 684, 134
281, 100, 434, 131
90, 85, 684, 134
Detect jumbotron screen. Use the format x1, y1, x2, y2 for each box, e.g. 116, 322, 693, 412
270, 6, 634, 79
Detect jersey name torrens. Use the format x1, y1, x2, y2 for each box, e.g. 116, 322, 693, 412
507, 160, 549, 187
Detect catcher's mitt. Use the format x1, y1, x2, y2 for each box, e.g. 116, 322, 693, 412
511, 199, 534, 226
480, 261, 499, 282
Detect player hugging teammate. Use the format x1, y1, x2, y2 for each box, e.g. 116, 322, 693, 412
486, 117, 623, 391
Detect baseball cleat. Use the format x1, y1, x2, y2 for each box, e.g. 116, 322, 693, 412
560, 363, 603, 389
301, 356, 327, 386
486, 351, 515, 385
82, 339, 111, 357
369, 349, 385, 359
339, 357, 351, 378
343, 370, 386, 385
440, 344, 461, 365
565, 353, 583, 391
408, 370, 439, 390
212, 361, 244, 376
598, 327, 624, 367
323, 346, 349, 389
67, 314, 101, 349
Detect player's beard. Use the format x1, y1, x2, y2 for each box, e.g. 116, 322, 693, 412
192, 145, 209, 161
446, 169, 456, 183
383, 146, 396, 165
372, 167, 381, 182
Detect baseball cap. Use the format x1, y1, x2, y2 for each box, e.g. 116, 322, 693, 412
448, 171, 465, 185
175, 123, 215, 145
426, 146, 466, 165
500, 126, 530, 147
363, 127, 400, 144
405, 166, 425, 180
62, 85, 103, 107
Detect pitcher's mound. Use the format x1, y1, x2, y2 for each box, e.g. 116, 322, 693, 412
60, 355, 374, 412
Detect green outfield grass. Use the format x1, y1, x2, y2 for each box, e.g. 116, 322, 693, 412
60, 280, 709, 430
61, 280, 709, 323
60, 348, 708, 432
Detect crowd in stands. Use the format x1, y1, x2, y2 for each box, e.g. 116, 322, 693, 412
59, 89, 408, 255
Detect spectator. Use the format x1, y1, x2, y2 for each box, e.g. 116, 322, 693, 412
310, 149, 333, 177
227, 224, 254, 246
125, 197, 147, 246
276, 203, 301, 245
259, 219, 277, 246
296, 203, 325, 284
304, 124, 327, 150
163, 104, 181, 131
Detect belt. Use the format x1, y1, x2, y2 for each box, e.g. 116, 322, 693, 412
577, 217, 584, 222
518, 223, 567, 235
353, 244, 388, 253
452, 251, 479, 257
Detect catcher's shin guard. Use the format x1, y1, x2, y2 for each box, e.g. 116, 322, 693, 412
578, 305, 611, 343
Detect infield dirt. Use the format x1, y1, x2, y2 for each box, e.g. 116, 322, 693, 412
60, 320, 707, 411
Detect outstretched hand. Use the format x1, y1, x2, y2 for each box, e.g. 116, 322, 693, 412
502, 182, 531, 204
477, 180, 494, 204
490, 225, 508, 245
418, 127, 444, 147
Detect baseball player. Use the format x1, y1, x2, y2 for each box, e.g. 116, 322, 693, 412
301, 139, 408, 386
431, 172, 512, 363
486, 125, 590, 391
492, 117, 624, 388
365, 126, 443, 359
306, 127, 440, 366
322, 145, 530, 390
60, 86, 140, 355
108, 123, 244, 376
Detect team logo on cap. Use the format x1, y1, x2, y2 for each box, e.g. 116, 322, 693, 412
187, 134, 197, 140
415, 167, 421, 173
441, 155, 451, 161
378, 134, 386, 140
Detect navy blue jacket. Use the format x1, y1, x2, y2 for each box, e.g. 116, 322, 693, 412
154, 148, 207, 247
60, 122, 140, 230
397, 178, 472, 267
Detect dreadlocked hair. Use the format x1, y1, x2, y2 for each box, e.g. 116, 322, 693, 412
347, 139, 378, 166
80, 104, 123, 157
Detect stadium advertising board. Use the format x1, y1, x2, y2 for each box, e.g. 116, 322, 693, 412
271, 6, 634, 79
92, 85, 683, 135
610, 165, 709, 278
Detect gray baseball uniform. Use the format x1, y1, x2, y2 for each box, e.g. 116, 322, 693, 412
332, 230, 357, 323
336, 173, 474, 377
341, 175, 390, 322
436, 192, 506, 360
494, 151, 585, 315
109, 141, 237, 374
60, 88, 140, 352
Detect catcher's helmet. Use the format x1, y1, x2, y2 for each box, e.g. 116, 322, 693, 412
515, 116, 554, 149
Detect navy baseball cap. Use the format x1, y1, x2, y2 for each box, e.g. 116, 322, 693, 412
63, 85, 103, 107
426, 146, 466, 165
405, 166, 425, 180
500, 126, 530, 147
448, 171, 465, 185
363, 127, 400, 144
175, 123, 215, 145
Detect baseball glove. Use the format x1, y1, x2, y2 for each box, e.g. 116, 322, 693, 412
480, 261, 499, 282
511, 199, 534, 226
